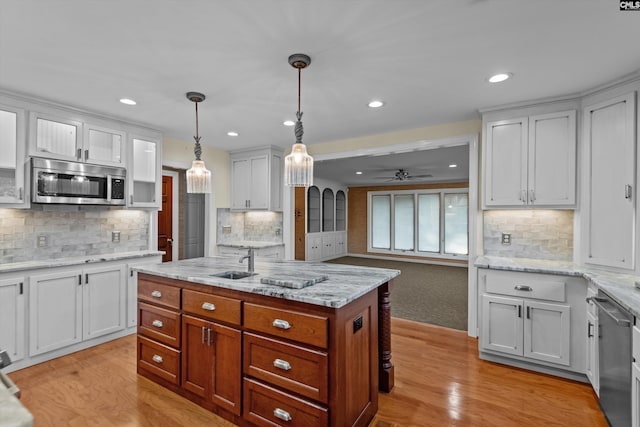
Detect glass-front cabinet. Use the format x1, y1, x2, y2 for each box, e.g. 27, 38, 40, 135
336, 190, 346, 231
127, 132, 161, 208
83, 124, 125, 167
0, 103, 27, 207
307, 186, 320, 233
322, 188, 334, 232
29, 112, 82, 161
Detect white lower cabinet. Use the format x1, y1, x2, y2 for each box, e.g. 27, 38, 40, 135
29, 265, 125, 356
586, 284, 599, 395
479, 269, 586, 375
0, 276, 26, 363
306, 231, 347, 261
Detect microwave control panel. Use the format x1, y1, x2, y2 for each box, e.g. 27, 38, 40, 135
111, 178, 125, 199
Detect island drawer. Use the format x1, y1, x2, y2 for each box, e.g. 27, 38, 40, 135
137, 336, 180, 385
243, 378, 328, 427
138, 302, 181, 348
484, 270, 566, 302
182, 289, 241, 326
243, 332, 328, 403
138, 279, 181, 309
244, 303, 328, 349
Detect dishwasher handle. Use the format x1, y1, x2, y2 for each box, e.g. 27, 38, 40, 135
587, 296, 631, 327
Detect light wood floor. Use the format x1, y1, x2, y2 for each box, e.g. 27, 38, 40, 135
9, 318, 607, 427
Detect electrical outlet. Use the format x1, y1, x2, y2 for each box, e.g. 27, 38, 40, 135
37, 235, 47, 247
501, 233, 511, 245
222, 225, 232, 234
275, 228, 281, 236
112, 231, 121, 243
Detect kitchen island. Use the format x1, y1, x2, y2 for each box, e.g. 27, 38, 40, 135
134, 257, 400, 427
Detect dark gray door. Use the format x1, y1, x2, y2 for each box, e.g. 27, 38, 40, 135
184, 193, 205, 259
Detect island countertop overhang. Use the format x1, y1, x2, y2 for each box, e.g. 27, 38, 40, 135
133, 256, 400, 308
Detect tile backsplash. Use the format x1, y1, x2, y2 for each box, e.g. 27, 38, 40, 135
483, 210, 574, 260
217, 209, 283, 244
0, 206, 149, 264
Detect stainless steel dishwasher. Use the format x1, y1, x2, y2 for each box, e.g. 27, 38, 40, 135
590, 290, 632, 427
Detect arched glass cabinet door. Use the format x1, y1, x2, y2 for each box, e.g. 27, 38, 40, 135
307, 186, 320, 233
335, 190, 346, 231
323, 188, 335, 232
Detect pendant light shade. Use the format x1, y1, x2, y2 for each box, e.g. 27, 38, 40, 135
284, 53, 314, 187
186, 92, 212, 193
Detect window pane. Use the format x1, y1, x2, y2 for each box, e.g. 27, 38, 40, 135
444, 193, 468, 255
394, 195, 414, 250
371, 195, 390, 249
418, 194, 440, 252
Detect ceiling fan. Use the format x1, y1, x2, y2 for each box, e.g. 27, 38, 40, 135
373, 168, 433, 182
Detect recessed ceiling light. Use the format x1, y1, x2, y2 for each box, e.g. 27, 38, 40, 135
488, 73, 512, 83
355, 171, 363, 175
449, 164, 457, 168
227, 131, 239, 137
119, 98, 137, 105
368, 100, 385, 108
283, 120, 295, 126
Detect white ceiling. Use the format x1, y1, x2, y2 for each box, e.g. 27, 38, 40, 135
2, 1, 639, 184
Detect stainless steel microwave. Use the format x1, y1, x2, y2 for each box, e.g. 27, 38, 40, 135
31, 158, 126, 205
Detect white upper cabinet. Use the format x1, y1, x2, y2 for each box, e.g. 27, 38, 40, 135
0, 102, 28, 207
83, 123, 126, 167
230, 146, 283, 211
483, 109, 576, 208
127, 131, 162, 208
29, 112, 81, 161
583, 92, 636, 270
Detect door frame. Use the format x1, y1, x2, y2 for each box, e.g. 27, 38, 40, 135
282, 133, 480, 337
161, 170, 180, 262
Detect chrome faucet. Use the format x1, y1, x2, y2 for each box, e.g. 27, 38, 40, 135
239, 248, 255, 273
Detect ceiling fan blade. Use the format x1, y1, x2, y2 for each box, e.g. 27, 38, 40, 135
411, 174, 433, 178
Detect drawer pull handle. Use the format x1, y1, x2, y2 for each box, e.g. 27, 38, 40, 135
514, 285, 533, 292
202, 302, 216, 311
152, 320, 164, 328
273, 319, 291, 330
151, 290, 162, 298
273, 408, 292, 422
273, 359, 292, 371
152, 354, 163, 364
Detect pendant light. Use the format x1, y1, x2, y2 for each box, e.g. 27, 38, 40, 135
186, 92, 212, 193
284, 53, 314, 187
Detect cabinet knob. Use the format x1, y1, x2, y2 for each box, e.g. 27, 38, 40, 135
152, 320, 163, 328
273, 358, 292, 371
273, 408, 292, 422
272, 319, 291, 330
152, 354, 163, 364
202, 302, 216, 311
151, 290, 162, 298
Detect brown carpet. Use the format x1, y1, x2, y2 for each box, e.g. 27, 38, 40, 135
326, 256, 468, 331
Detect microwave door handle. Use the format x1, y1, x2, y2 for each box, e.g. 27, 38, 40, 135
106, 175, 112, 202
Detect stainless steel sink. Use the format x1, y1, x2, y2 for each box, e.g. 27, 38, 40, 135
211, 271, 256, 280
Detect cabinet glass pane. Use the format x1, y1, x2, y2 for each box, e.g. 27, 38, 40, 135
394, 195, 414, 250
307, 186, 320, 233
0, 110, 17, 199
36, 118, 77, 157
371, 195, 390, 249
336, 190, 346, 231
132, 138, 156, 203
322, 188, 334, 232
88, 129, 122, 163
444, 193, 468, 255
418, 194, 439, 253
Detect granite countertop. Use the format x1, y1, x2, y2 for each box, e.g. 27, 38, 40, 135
475, 255, 640, 318
217, 241, 284, 249
0, 250, 164, 274
134, 256, 400, 308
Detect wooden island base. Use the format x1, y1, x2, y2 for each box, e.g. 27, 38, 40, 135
136, 273, 394, 427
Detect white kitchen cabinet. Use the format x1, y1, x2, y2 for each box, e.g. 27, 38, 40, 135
83, 123, 125, 167
335, 231, 346, 256
126, 256, 163, 328
483, 110, 576, 208
306, 234, 323, 261
127, 131, 162, 208
478, 269, 586, 376
0, 101, 28, 208
586, 284, 599, 395
230, 146, 283, 211
29, 111, 82, 161
0, 277, 26, 363
29, 265, 125, 356
321, 232, 336, 258
583, 92, 636, 270
217, 245, 284, 259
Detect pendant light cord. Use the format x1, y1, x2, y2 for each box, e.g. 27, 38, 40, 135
193, 101, 202, 160
295, 66, 304, 144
